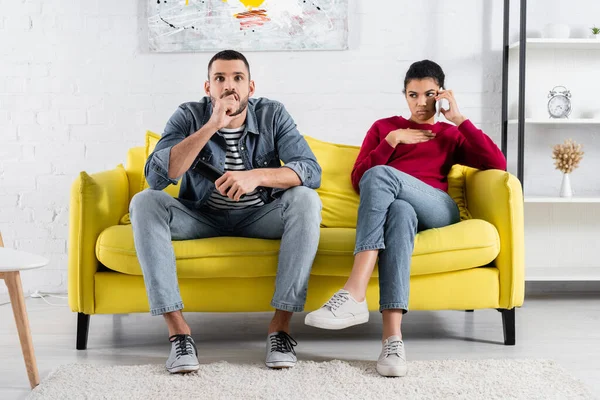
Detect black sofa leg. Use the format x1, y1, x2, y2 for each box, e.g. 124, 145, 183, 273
77, 313, 90, 350
500, 308, 516, 345
465, 310, 474, 312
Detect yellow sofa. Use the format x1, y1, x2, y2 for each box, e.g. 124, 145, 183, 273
68, 135, 524, 350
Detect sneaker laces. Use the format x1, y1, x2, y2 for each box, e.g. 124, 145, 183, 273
383, 340, 405, 360
270, 332, 297, 355
324, 291, 350, 311
170, 334, 197, 359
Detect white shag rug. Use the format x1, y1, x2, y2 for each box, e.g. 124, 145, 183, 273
28, 359, 593, 400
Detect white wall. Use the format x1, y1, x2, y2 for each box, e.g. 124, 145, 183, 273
1, 0, 599, 294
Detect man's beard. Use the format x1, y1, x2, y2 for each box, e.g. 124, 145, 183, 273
227, 96, 248, 117
211, 91, 249, 117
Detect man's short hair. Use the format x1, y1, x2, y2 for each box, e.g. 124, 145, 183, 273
207, 50, 251, 79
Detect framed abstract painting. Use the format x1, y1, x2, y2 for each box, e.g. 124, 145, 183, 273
148, 0, 349, 52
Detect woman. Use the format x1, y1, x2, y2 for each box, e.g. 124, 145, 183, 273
304, 60, 506, 377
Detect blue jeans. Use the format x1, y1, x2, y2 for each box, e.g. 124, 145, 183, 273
129, 186, 322, 316
355, 166, 460, 312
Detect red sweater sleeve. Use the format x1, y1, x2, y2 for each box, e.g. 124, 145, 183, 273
351, 122, 395, 193
454, 119, 507, 171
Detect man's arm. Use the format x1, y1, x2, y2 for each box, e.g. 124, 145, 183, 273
168, 95, 240, 179
257, 167, 301, 188
271, 104, 321, 192
214, 103, 320, 201
144, 107, 190, 191
214, 167, 301, 202
146, 96, 240, 190
167, 122, 218, 180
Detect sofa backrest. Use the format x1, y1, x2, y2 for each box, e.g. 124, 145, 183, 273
304, 136, 361, 228
125, 134, 469, 228
125, 146, 145, 202
126, 134, 363, 228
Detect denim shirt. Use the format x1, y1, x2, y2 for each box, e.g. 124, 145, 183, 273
145, 97, 322, 209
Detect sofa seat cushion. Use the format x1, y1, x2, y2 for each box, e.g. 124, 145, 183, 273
97, 219, 499, 278
313, 219, 499, 277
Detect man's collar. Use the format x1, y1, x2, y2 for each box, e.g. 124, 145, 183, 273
245, 99, 259, 135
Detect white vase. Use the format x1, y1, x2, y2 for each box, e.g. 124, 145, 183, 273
560, 173, 573, 197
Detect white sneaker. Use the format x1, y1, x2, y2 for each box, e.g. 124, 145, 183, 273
304, 289, 369, 330
376, 335, 407, 377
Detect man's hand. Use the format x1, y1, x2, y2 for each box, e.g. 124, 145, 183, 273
209, 92, 239, 130
385, 129, 436, 147
215, 170, 263, 201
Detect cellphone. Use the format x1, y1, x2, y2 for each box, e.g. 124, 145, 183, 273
436, 87, 449, 117
193, 159, 223, 183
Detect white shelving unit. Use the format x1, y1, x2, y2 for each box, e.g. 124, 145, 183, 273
509, 37, 600, 203
526, 267, 600, 281
509, 36, 600, 281
508, 119, 600, 125
525, 196, 600, 203
509, 38, 600, 50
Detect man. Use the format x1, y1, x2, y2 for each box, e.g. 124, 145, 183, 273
129, 50, 322, 373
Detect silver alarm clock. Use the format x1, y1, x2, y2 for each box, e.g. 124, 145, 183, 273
547, 86, 572, 118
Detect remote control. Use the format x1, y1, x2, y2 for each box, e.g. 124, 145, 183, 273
193, 159, 223, 183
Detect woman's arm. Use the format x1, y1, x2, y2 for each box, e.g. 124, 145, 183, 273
350, 123, 395, 193
436, 89, 506, 170
454, 120, 507, 170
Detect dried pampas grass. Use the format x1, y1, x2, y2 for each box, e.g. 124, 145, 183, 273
552, 139, 584, 174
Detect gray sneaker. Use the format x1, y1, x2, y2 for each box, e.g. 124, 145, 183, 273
376, 335, 408, 377
265, 331, 297, 369
166, 334, 200, 374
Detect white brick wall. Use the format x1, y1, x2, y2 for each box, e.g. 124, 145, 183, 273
1, 0, 600, 294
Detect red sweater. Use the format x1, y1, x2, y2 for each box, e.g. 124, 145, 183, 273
351, 116, 507, 193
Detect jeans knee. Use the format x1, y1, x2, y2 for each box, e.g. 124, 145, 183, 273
387, 200, 417, 226
130, 189, 170, 219
359, 165, 392, 192
282, 186, 322, 219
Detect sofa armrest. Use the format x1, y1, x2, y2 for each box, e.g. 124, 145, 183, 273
465, 169, 524, 309
68, 165, 130, 314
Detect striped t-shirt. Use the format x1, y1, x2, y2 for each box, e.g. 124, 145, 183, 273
206, 125, 265, 210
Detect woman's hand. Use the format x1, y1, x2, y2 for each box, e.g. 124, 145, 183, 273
385, 129, 436, 147
436, 89, 466, 126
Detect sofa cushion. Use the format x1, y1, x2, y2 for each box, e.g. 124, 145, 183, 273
312, 219, 499, 276
447, 164, 474, 221
96, 219, 499, 278
141, 130, 161, 192
128, 133, 471, 226
304, 136, 472, 227
304, 136, 361, 228
120, 132, 181, 223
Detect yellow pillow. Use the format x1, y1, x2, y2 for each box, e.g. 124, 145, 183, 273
140, 130, 162, 192
305, 136, 472, 227
140, 130, 181, 198
120, 131, 179, 225
447, 164, 473, 221
304, 136, 361, 228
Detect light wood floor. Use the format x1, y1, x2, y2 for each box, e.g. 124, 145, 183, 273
1, 293, 599, 399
